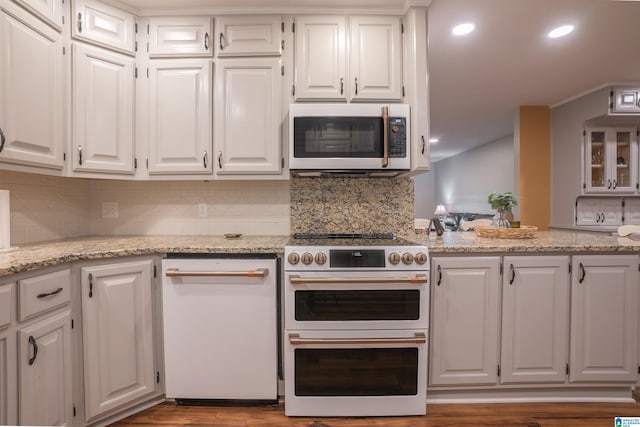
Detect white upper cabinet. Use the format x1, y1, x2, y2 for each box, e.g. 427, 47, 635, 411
214, 58, 281, 175
294, 15, 402, 102
584, 126, 638, 194
575, 197, 623, 227
148, 16, 213, 57
72, 43, 135, 174
349, 16, 402, 101
610, 87, 640, 115
11, 0, 64, 31
72, 0, 136, 55
294, 15, 346, 101
570, 255, 639, 383
216, 15, 281, 57
0, 5, 64, 170
147, 59, 212, 174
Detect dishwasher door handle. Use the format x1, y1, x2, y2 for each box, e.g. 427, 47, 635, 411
289, 332, 427, 345
165, 268, 268, 278
289, 275, 428, 285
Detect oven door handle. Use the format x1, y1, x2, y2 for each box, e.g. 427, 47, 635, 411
289, 332, 427, 345
381, 106, 389, 168
165, 268, 268, 278
289, 275, 428, 285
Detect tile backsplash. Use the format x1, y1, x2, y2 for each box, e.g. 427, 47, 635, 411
1, 171, 415, 245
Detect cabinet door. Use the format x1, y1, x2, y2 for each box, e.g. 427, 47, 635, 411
214, 58, 281, 175
500, 256, 570, 384
570, 255, 638, 383
430, 257, 501, 386
81, 260, 154, 422
0, 328, 16, 426
72, 0, 135, 55
584, 127, 638, 194
217, 15, 281, 57
624, 198, 640, 225
148, 59, 212, 174
72, 43, 135, 174
349, 16, 403, 101
575, 197, 623, 226
11, 0, 64, 31
0, 7, 64, 169
294, 15, 346, 101
610, 87, 640, 115
148, 16, 213, 57
18, 310, 72, 426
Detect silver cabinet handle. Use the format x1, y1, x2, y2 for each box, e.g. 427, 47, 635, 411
219, 33, 224, 50
421, 135, 426, 155
0, 127, 5, 152
381, 106, 389, 168
218, 151, 222, 169
289, 275, 428, 285
204, 32, 210, 50
77, 12, 82, 32
203, 150, 208, 169
289, 332, 426, 346
78, 145, 83, 165
166, 268, 268, 278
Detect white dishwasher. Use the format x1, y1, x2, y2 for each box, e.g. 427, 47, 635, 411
162, 254, 279, 402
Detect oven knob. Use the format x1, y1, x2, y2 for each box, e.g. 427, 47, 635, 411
301, 252, 314, 265
388, 252, 401, 265
402, 252, 415, 265
415, 252, 428, 265
315, 252, 327, 265
287, 252, 300, 265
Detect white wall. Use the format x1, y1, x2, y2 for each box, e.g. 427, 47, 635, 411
413, 170, 436, 219
423, 135, 515, 215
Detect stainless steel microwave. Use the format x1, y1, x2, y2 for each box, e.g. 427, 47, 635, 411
289, 104, 411, 176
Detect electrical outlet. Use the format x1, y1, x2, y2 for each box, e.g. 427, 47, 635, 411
198, 203, 208, 218
102, 202, 119, 218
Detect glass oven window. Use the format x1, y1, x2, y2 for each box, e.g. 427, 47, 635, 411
295, 348, 419, 396
295, 290, 420, 321
293, 117, 383, 158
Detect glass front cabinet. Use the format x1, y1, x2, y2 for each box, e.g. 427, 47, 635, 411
584, 127, 638, 193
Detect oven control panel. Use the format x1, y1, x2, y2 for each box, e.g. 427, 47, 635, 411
284, 246, 429, 271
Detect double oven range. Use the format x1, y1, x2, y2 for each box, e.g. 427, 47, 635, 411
283, 233, 430, 417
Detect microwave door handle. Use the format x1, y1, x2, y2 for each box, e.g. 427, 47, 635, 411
382, 106, 389, 168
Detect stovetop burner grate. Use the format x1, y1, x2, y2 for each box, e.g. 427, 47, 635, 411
293, 232, 397, 240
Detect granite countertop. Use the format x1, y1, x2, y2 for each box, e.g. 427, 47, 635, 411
0, 235, 290, 277
1, 231, 640, 277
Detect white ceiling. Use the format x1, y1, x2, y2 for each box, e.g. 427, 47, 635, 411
117, 0, 640, 162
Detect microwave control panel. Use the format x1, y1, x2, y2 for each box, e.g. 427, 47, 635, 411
389, 118, 407, 158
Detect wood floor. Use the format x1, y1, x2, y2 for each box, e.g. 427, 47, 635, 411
112, 399, 640, 427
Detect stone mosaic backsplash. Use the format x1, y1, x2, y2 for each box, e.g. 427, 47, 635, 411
290, 176, 415, 236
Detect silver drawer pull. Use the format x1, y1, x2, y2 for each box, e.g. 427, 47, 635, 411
37, 287, 63, 299
289, 332, 426, 346
166, 268, 268, 278
289, 275, 427, 285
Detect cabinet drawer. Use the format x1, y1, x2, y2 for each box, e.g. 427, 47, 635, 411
19, 269, 70, 321
72, 0, 136, 55
0, 283, 14, 329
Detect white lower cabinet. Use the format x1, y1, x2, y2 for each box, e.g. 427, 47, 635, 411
570, 255, 638, 383
0, 282, 16, 425
500, 256, 570, 384
18, 310, 72, 426
80, 259, 156, 423
429, 256, 501, 386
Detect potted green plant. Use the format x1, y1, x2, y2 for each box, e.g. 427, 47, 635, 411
487, 192, 518, 228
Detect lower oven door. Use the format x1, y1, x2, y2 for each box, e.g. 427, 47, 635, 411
284, 271, 429, 330
284, 329, 427, 416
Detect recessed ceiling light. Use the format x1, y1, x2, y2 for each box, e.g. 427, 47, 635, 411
452, 23, 475, 36
547, 25, 574, 39
429, 138, 439, 143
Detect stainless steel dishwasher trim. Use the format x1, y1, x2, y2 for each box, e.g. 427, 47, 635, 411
165, 268, 268, 278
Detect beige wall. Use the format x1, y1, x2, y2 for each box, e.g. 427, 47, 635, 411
518, 106, 550, 230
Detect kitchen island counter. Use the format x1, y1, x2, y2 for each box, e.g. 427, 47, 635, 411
0, 235, 290, 277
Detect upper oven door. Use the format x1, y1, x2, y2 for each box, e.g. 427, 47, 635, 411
289, 103, 411, 171
284, 270, 429, 330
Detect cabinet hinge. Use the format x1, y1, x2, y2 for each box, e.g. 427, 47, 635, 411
292, 22, 295, 33
281, 65, 284, 76
281, 39, 285, 51
62, 15, 64, 24
147, 68, 149, 78
154, 265, 157, 278
281, 158, 285, 168
637, 129, 640, 137
568, 263, 571, 274
401, 22, 404, 34
146, 158, 149, 169
147, 24, 150, 35
63, 152, 66, 161
281, 22, 284, 32
566, 364, 570, 375
499, 262, 503, 275
135, 41, 138, 52
636, 183, 639, 190
497, 364, 501, 377
582, 129, 586, 136
63, 46, 66, 55
156, 371, 160, 384
583, 183, 586, 190
134, 158, 138, 169
638, 264, 640, 272
147, 42, 149, 53
135, 68, 138, 78
73, 405, 76, 417
292, 85, 295, 96
402, 86, 405, 97
71, 318, 74, 329
135, 22, 138, 33
638, 365, 640, 374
